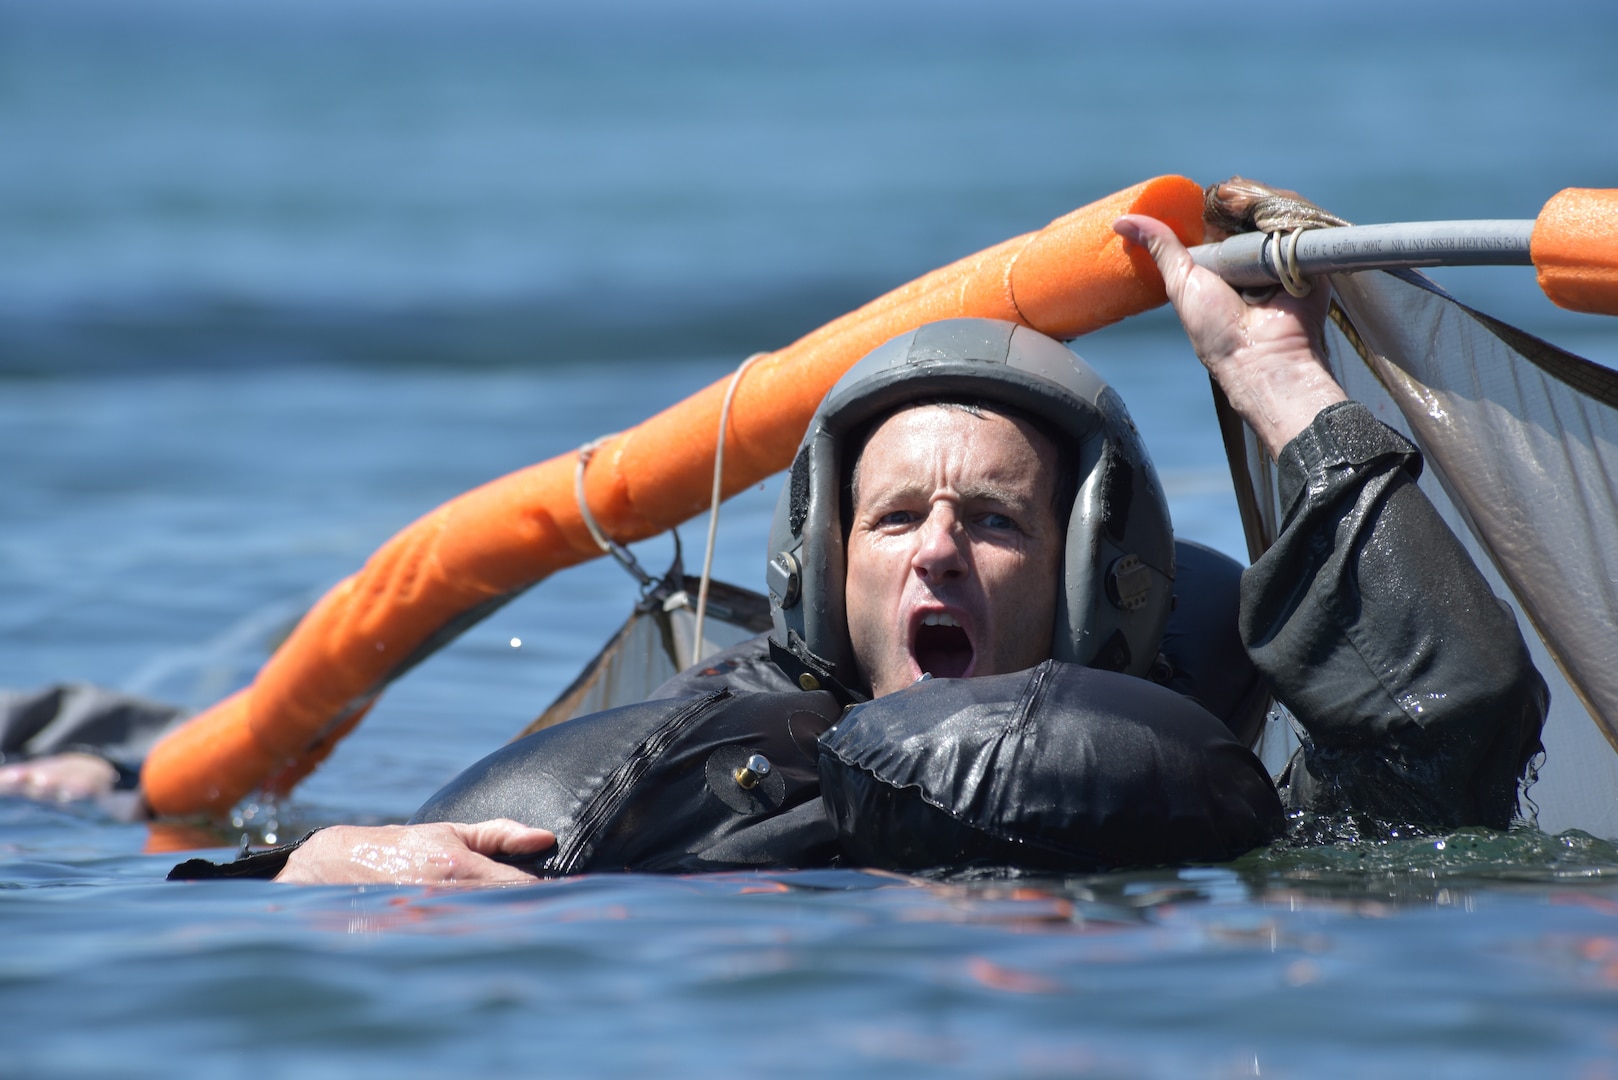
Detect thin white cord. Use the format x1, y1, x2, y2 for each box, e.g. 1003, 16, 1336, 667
1274, 227, 1314, 297
691, 352, 765, 661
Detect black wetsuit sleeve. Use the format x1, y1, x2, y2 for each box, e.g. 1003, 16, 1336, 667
1240, 401, 1548, 829
168, 832, 318, 881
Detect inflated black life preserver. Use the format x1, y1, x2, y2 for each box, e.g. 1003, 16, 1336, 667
819, 661, 1283, 872
409, 659, 1284, 876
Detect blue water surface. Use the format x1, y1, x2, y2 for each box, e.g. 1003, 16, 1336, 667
3, 0, 1618, 1075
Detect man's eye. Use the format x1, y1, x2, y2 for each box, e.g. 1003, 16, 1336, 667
876, 510, 917, 528
980, 512, 1019, 532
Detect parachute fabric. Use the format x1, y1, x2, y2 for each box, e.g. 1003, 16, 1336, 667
515, 572, 771, 739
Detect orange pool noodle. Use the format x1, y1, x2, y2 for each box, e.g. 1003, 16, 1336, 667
1532, 188, 1618, 316
142, 175, 1205, 817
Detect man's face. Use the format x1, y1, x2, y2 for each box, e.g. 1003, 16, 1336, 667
845, 404, 1063, 698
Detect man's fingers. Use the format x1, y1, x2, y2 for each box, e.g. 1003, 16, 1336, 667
458, 857, 545, 884
454, 818, 557, 857
445, 821, 552, 884
1113, 214, 1198, 302
275, 821, 555, 885
0, 754, 120, 802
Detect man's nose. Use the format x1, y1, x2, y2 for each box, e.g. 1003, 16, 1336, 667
911, 510, 968, 581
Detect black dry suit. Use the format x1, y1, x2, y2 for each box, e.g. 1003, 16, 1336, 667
173, 402, 1547, 881
407, 401, 1548, 874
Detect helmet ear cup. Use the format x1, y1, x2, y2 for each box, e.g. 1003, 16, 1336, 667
769, 318, 1174, 691
767, 445, 817, 671
1055, 414, 1175, 677
768, 424, 856, 689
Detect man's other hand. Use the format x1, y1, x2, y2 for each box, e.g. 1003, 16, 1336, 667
274, 819, 556, 885
0, 752, 120, 802
1114, 214, 1348, 459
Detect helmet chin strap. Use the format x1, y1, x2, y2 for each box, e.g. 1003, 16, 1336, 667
767, 635, 866, 707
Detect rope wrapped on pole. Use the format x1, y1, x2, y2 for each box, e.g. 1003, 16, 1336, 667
1189, 186, 1618, 317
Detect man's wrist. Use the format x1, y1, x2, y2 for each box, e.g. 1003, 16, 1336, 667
1216, 350, 1348, 460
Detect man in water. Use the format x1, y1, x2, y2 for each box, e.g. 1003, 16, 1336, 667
256, 215, 1545, 883
3, 214, 1547, 879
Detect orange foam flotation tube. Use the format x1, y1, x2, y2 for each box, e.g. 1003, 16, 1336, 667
1533, 188, 1618, 317
142, 175, 1206, 817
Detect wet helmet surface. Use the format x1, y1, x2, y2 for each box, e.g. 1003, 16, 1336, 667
766, 317, 1175, 695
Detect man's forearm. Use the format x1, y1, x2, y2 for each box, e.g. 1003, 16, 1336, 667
1241, 402, 1548, 828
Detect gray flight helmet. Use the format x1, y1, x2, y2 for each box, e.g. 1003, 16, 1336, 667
766, 317, 1175, 695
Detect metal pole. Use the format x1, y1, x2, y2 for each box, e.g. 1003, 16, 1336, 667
1188, 220, 1535, 288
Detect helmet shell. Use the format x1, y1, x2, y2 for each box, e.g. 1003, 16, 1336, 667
766, 318, 1175, 693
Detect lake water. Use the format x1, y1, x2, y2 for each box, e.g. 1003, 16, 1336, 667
4, 1, 1618, 1074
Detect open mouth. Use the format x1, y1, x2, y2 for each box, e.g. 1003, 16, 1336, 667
912, 612, 975, 680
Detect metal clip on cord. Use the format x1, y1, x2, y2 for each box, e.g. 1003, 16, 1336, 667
574, 436, 656, 591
